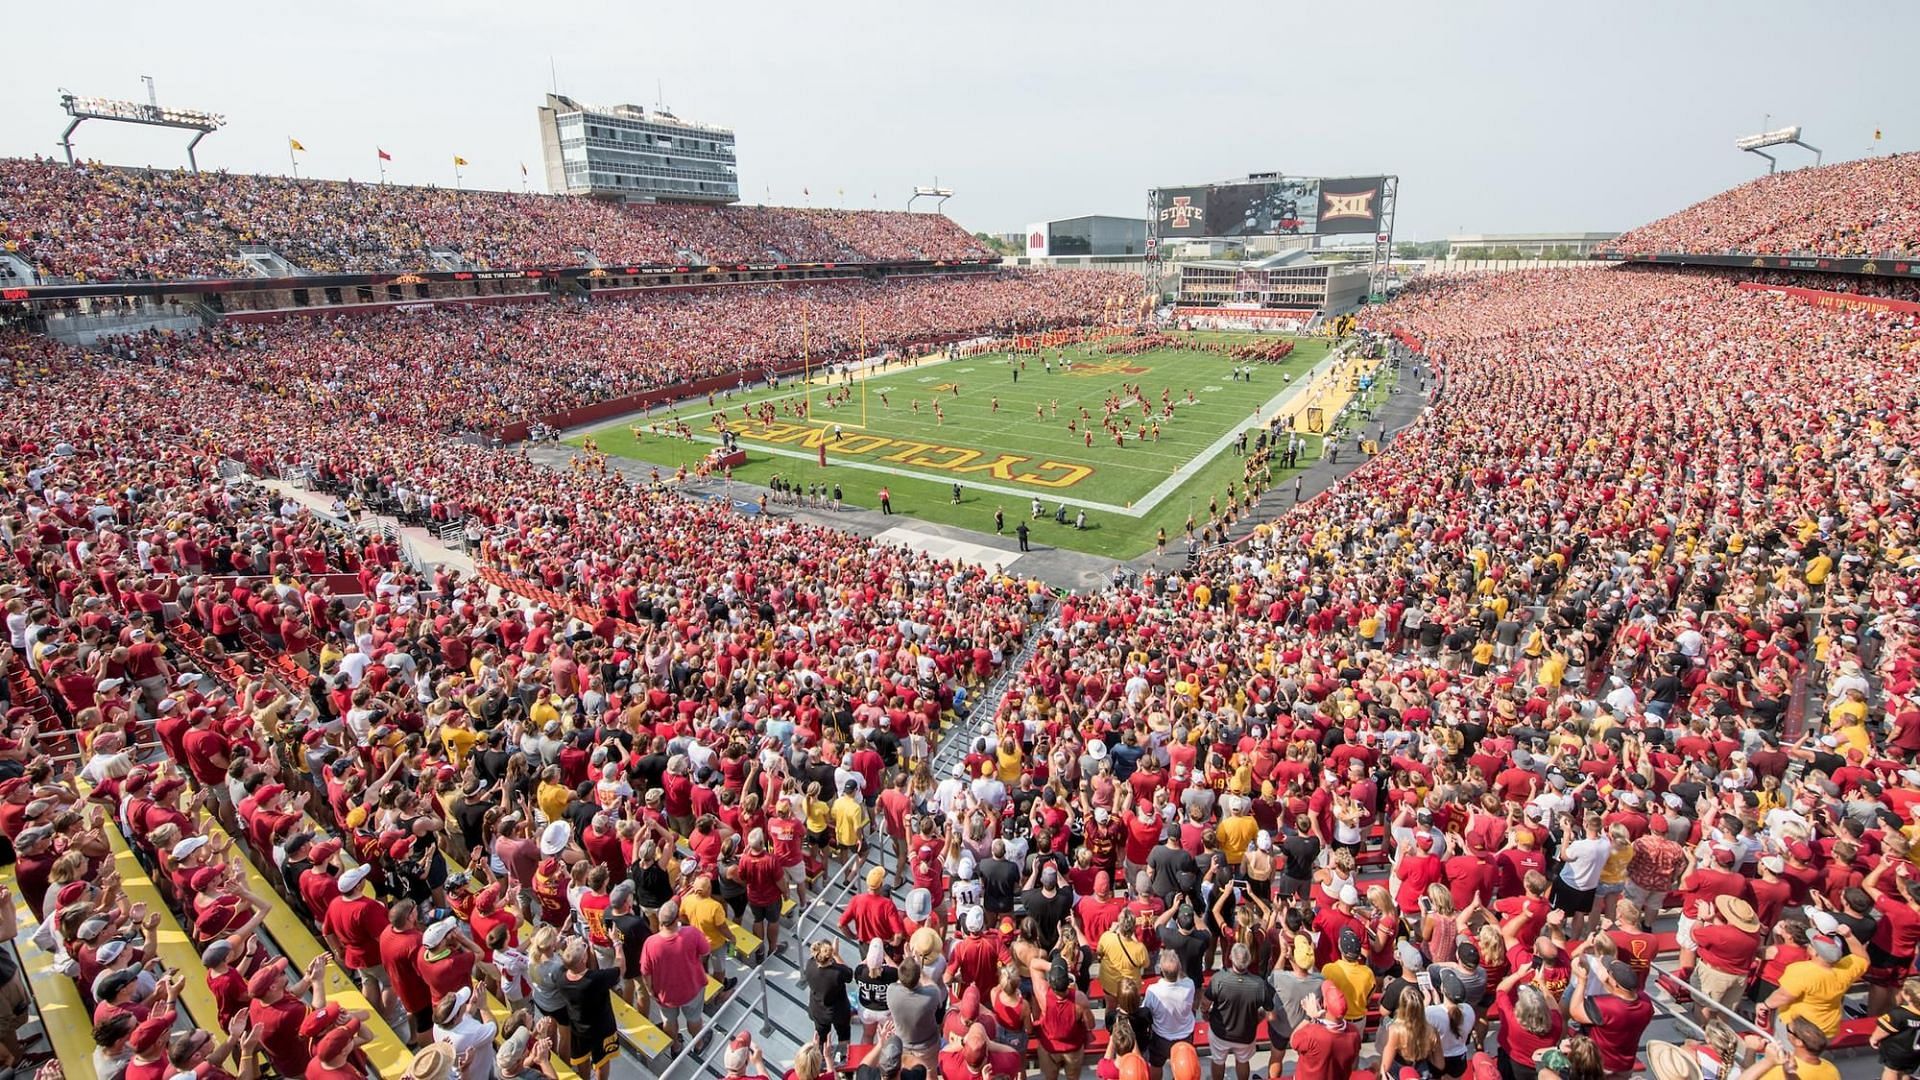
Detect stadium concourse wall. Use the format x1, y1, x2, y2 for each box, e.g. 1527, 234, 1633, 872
1592, 248, 1920, 281
1734, 281, 1920, 315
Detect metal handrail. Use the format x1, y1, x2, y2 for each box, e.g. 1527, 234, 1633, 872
790, 851, 870, 959
1646, 959, 1775, 1044
655, 965, 773, 1080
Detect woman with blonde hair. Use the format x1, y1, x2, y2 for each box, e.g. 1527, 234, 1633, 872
1535, 1034, 1603, 1080
990, 963, 1030, 1057
1378, 990, 1445, 1080
1312, 846, 1357, 908
526, 926, 571, 1062
1421, 883, 1460, 965
792, 1040, 827, 1080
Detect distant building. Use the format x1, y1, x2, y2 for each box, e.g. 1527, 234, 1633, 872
537, 93, 738, 204
1445, 232, 1619, 258
1023, 216, 1149, 259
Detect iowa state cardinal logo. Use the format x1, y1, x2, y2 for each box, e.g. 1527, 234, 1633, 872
1321, 190, 1377, 222
1159, 196, 1204, 230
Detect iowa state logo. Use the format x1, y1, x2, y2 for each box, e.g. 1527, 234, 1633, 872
1064, 358, 1151, 377
1321, 190, 1377, 221
1160, 197, 1204, 230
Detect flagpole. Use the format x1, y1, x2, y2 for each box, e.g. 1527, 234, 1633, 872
454, 160, 463, 190
288, 138, 299, 179
378, 154, 386, 185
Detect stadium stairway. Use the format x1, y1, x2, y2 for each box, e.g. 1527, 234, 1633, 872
2, 866, 92, 1072
654, 604, 1055, 1080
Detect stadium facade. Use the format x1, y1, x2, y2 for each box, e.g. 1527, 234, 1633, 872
536, 92, 739, 204
1171, 249, 1371, 328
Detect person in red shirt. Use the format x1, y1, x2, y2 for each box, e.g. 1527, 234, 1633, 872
305, 1015, 370, 1080
1862, 860, 1920, 1016
1604, 899, 1661, 983
1290, 983, 1363, 1080
939, 1023, 1025, 1080
1569, 958, 1653, 1078
1685, 895, 1762, 1017
732, 830, 787, 958
323, 865, 392, 1018
246, 954, 331, 1078
119, 1009, 182, 1080
418, 915, 488, 1004
1477, 869, 1551, 953
1074, 871, 1125, 945
838, 867, 908, 947
379, 899, 435, 1046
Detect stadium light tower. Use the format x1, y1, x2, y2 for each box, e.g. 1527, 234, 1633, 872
59, 81, 226, 172
908, 185, 953, 213
1735, 125, 1820, 174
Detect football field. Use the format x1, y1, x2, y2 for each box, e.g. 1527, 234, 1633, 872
571, 333, 1338, 559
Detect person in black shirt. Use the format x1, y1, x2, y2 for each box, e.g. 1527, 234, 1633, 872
1158, 903, 1212, 985
630, 839, 673, 913
472, 728, 512, 784
607, 882, 650, 989
1207, 943, 1275, 1078
1276, 825, 1321, 900
278, 832, 315, 920
976, 842, 1021, 916
632, 740, 669, 795
1148, 832, 1199, 907
451, 780, 494, 858
1019, 863, 1074, 951
556, 939, 623, 1078
804, 939, 856, 1063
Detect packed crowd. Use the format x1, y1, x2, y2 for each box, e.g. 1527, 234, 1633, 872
1611, 153, 1920, 258
903, 266, 1920, 1080
0, 158, 994, 281
0, 320, 1053, 1077
2, 253, 1919, 1080
110, 270, 1136, 434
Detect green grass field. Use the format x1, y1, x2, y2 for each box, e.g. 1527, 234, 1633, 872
570, 333, 1332, 559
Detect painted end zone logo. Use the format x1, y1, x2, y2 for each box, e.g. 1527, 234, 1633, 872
1062, 358, 1151, 378
721, 421, 1094, 489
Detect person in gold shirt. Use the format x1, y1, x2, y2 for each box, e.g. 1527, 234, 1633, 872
1739, 1018, 1841, 1080
1215, 796, 1258, 868
536, 764, 573, 825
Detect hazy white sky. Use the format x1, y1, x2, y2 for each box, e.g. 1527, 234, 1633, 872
3, 0, 1914, 240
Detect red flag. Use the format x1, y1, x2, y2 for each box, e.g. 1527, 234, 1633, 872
377, 148, 392, 161
818, 442, 827, 468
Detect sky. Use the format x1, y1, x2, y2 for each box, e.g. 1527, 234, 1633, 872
3, 0, 1916, 241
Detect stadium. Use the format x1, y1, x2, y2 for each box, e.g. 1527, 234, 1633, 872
2, 11, 1920, 1080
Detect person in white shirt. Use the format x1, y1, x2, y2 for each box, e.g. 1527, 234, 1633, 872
1143, 950, 1198, 1045
432, 985, 498, 1080
1553, 811, 1614, 937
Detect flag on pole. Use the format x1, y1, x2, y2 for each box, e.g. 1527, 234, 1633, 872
1875, 129, 1883, 140
377, 148, 392, 161
454, 155, 469, 166
289, 138, 306, 152
520, 162, 528, 177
